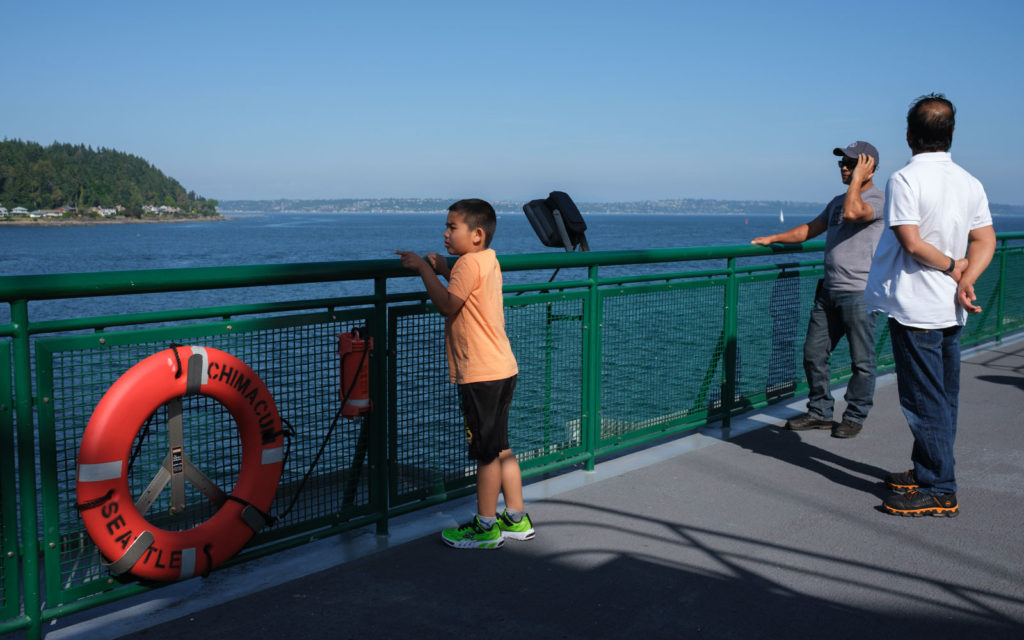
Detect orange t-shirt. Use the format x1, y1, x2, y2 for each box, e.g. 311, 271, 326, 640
444, 249, 518, 384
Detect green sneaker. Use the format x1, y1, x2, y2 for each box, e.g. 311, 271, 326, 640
496, 510, 535, 541
441, 516, 504, 549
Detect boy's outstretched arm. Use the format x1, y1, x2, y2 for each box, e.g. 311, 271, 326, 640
395, 251, 466, 317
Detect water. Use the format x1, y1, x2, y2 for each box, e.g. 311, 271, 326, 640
3, 211, 1023, 322
6, 210, 1023, 274
0, 211, 797, 275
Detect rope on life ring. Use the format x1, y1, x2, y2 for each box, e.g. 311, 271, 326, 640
75, 346, 285, 582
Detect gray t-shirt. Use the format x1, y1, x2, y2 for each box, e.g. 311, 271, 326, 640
814, 185, 885, 291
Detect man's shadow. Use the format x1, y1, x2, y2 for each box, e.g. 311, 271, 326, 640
725, 425, 892, 498
977, 374, 1024, 392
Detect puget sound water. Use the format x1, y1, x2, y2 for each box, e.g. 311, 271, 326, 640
2, 211, 1023, 323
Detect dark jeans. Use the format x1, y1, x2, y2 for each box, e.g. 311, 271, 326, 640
803, 286, 878, 423
888, 319, 962, 495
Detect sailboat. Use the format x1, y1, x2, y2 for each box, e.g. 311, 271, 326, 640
779, 208, 784, 223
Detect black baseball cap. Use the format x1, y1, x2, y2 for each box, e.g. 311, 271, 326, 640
833, 141, 879, 165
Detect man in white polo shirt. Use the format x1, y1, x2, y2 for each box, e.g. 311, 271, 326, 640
865, 93, 996, 517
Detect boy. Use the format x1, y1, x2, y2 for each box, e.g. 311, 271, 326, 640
396, 198, 534, 549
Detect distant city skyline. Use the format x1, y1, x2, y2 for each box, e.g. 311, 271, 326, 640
216, 196, 1024, 216
5, 1, 1023, 205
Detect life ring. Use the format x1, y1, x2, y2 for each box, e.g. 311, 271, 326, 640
76, 346, 285, 582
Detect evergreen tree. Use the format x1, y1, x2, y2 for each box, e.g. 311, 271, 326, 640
0, 139, 219, 217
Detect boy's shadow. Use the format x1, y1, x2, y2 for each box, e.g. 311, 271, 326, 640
725, 425, 891, 498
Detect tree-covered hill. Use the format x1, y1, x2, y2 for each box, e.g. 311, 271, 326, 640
0, 139, 218, 217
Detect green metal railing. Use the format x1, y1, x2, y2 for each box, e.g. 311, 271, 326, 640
2, 233, 1023, 638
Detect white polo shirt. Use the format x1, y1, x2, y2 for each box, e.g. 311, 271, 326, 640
864, 152, 992, 329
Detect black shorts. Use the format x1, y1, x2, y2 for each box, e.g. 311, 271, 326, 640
459, 375, 516, 463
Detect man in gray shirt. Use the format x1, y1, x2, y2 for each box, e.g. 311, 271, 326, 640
752, 141, 885, 438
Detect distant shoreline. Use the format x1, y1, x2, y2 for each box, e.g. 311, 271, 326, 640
0, 216, 228, 227
217, 198, 1024, 217
222, 209, 795, 216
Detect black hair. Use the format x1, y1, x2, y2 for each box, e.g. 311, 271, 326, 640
448, 198, 496, 248
907, 93, 956, 152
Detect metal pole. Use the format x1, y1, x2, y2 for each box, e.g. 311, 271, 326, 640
12, 300, 42, 639
722, 257, 739, 432
583, 264, 601, 471
372, 277, 389, 535
996, 237, 1007, 344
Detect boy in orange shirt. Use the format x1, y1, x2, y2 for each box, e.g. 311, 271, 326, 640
396, 198, 534, 549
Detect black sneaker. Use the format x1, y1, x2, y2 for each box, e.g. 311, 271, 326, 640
882, 490, 958, 517
831, 418, 863, 439
884, 470, 919, 492
784, 413, 832, 431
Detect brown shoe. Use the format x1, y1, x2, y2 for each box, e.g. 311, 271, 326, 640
784, 413, 832, 431
831, 418, 863, 439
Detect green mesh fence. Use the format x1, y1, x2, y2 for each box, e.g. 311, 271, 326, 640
389, 305, 464, 502
505, 294, 585, 462
735, 271, 816, 403
2, 237, 1023, 635
960, 243, 1024, 344
967, 259, 1002, 342
1002, 248, 1024, 333
599, 280, 725, 443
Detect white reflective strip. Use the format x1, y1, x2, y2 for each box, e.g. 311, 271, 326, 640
261, 447, 285, 465
180, 547, 196, 579
190, 346, 210, 385
345, 398, 370, 407
78, 461, 123, 482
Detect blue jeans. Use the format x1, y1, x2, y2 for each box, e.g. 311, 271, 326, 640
888, 319, 962, 495
803, 286, 878, 423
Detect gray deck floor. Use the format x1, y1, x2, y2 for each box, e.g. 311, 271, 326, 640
48, 336, 1024, 640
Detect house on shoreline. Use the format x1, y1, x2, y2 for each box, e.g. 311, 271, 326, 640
0, 204, 184, 219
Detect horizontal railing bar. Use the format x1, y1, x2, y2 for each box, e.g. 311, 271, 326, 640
0, 243, 828, 302
502, 279, 594, 294
0, 259, 398, 301
497, 241, 824, 272
25, 295, 381, 334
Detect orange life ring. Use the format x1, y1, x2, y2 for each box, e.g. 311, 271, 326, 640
76, 346, 285, 581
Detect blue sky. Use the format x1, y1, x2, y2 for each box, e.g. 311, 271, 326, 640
4, 1, 1022, 205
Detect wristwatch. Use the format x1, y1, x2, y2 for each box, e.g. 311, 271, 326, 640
942, 257, 955, 274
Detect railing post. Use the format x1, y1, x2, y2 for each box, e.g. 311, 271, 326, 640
583, 264, 601, 471
721, 257, 739, 431
996, 237, 1007, 343
11, 300, 42, 640
372, 277, 389, 535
